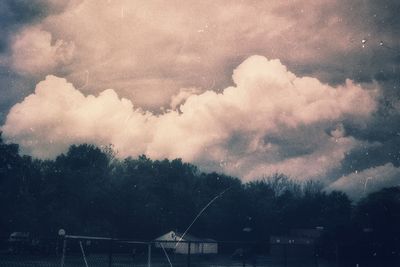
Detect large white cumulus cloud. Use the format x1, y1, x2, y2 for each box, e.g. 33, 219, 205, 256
2, 56, 377, 180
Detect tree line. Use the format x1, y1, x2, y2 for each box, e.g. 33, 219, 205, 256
0, 134, 399, 259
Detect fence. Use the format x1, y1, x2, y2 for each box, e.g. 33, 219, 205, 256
58, 236, 277, 267
1, 235, 399, 267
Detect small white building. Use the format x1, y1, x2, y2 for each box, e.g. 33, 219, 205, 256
154, 231, 218, 254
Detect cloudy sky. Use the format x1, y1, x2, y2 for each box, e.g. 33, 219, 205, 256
0, 0, 399, 198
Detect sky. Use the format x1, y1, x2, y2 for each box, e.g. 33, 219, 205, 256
0, 0, 399, 199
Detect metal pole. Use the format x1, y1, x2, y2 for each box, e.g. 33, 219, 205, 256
283, 244, 287, 267
60, 238, 67, 267
314, 244, 319, 267
108, 239, 113, 267
335, 243, 339, 267
187, 242, 191, 267
147, 242, 152, 267
79, 241, 89, 267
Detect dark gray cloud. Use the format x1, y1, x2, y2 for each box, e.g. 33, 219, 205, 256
0, 0, 71, 124
0, 0, 49, 54
340, 94, 400, 171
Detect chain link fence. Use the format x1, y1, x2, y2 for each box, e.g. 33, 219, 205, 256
1, 235, 399, 267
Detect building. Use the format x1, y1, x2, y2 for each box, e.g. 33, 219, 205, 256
270, 228, 323, 258
154, 231, 218, 254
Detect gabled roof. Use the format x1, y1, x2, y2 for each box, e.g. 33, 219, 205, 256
154, 230, 216, 242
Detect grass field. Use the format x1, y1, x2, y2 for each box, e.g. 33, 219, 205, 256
0, 253, 337, 267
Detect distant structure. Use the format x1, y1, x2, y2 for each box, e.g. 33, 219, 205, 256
270, 228, 323, 258
154, 230, 218, 254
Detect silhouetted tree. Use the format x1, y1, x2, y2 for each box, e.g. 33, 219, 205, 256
2, 137, 397, 265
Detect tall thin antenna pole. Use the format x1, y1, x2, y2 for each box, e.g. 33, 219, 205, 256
175, 186, 232, 248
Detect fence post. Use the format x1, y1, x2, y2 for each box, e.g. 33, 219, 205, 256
60, 237, 67, 267
187, 241, 191, 267
147, 242, 152, 267
283, 244, 287, 267
314, 244, 319, 267
108, 238, 113, 267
